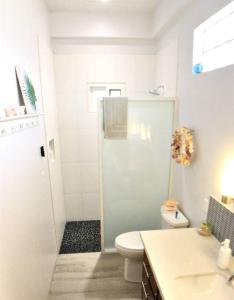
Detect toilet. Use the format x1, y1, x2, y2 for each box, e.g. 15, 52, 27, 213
115, 207, 189, 282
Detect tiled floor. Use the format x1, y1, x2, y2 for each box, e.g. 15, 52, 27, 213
60, 221, 101, 254
48, 252, 141, 300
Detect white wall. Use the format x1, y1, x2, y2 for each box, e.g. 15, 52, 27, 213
154, 38, 178, 97
154, 0, 234, 226
0, 0, 49, 109
0, 1, 64, 299
54, 50, 156, 221
50, 11, 154, 39
153, 0, 195, 37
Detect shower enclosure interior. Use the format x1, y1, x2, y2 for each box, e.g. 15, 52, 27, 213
100, 99, 174, 251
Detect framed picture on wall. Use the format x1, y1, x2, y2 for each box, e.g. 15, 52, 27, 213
15, 66, 38, 114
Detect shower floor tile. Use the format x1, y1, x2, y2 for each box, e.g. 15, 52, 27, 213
59, 220, 101, 254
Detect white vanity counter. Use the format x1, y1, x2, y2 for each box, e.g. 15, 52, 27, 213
140, 228, 234, 300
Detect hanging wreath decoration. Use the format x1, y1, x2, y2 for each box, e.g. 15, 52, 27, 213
171, 127, 194, 166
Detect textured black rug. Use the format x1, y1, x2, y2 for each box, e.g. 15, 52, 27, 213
59, 220, 101, 254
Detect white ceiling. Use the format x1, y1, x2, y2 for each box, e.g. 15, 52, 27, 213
45, 0, 158, 13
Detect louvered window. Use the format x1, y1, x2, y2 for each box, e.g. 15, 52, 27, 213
193, 1, 234, 73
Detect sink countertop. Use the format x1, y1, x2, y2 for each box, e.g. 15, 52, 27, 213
140, 228, 234, 300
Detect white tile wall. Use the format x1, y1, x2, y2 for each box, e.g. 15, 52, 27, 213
80, 163, 99, 193
155, 38, 178, 97
64, 193, 84, 220
76, 130, 99, 162
54, 52, 156, 221
60, 130, 80, 162
83, 193, 100, 220
57, 96, 80, 129
62, 163, 82, 194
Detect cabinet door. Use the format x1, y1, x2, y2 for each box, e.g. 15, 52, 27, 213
142, 258, 155, 300
142, 252, 163, 300
141, 281, 155, 300
156, 294, 162, 300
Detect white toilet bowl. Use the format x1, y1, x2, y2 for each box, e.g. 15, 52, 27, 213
115, 231, 144, 282
115, 207, 189, 283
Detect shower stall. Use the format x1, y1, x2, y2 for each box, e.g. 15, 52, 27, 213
99, 98, 175, 251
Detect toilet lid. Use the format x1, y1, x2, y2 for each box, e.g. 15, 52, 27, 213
115, 231, 144, 251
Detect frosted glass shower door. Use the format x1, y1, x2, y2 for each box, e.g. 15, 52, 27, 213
101, 101, 174, 250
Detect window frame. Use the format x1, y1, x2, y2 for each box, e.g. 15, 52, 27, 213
193, 1, 234, 73
87, 83, 127, 113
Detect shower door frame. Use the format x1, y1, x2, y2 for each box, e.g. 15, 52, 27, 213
98, 97, 176, 252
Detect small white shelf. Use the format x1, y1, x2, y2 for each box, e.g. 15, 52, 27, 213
0, 114, 39, 123
0, 114, 40, 137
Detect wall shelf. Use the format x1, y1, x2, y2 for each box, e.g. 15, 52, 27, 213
0, 114, 40, 137
0, 114, 39, 123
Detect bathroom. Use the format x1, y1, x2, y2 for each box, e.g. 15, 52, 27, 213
0, 0, 234, 299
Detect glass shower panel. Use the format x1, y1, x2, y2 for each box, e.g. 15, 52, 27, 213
101, 101, 174, 250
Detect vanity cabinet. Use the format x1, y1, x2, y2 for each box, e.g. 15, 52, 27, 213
141, 252, 162, 300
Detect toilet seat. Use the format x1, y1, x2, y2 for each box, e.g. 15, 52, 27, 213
115, 231, 144, 258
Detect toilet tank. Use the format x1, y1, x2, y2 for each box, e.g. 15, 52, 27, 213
161, 207, 189, 229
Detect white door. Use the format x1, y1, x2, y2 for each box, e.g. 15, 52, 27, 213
0, 118, 57, 300
38, 37, 66, 250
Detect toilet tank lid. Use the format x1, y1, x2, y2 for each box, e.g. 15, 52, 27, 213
162, 210, 189, 227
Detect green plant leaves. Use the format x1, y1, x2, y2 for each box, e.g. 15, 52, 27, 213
24, 74, 37, 110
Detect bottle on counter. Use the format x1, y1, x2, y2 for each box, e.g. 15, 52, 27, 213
217, 239, 231, 270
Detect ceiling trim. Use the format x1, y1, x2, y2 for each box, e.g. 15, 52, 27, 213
51, 37, 157, 46
45, 0, 158, 14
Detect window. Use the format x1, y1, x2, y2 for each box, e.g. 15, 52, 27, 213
88, 83, 126, 112
193, 1, 234, 73
109, 89, 122, 97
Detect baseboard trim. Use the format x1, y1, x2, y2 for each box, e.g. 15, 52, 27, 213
102, 248, 117, 254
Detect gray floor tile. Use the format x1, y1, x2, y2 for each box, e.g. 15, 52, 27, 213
48, 252, 141, 300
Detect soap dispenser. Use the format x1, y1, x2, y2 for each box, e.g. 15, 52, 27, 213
217, 239, 231, 269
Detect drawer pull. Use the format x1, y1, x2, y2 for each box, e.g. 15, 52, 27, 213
143, 262, 152, 278
141, 281, 149, 299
